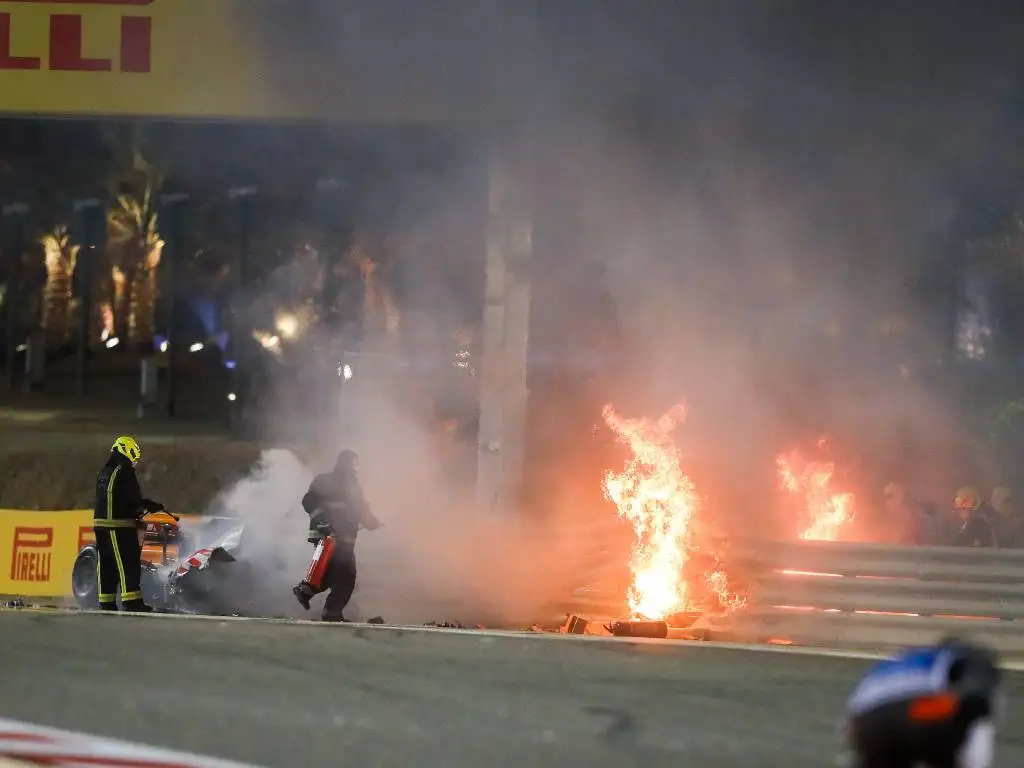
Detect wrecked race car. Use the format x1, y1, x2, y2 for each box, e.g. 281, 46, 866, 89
70, 512, 273, 616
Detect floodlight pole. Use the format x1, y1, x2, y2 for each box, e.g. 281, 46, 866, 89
159, 193, 188, 417
1, 202, 28, 393
227, 185, 257, 431
72, 197, 105, 398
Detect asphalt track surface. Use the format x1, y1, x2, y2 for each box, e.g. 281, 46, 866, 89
2, 613, 1024, 768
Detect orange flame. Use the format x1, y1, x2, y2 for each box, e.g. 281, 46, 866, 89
602, 403, 744, 619
776, 450, 855, 541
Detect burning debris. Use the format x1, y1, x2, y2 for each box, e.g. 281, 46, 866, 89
601, 403, 745, 624
561, 407, 861, 641
423, 620, 483, 629
776, 445, 856, 541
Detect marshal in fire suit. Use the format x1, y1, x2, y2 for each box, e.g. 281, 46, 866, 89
93, 436, 165, 611
845, 638, 1003, 768
292, 450, 381, 621
950, 487, 998, 548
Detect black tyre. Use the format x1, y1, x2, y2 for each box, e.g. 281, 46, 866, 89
71, 547, 100, 610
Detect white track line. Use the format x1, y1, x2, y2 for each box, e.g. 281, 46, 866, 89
17, 606, 1024, 670
0, 717, 261, 767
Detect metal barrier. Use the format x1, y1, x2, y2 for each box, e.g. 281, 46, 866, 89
719, 540, 1024, 652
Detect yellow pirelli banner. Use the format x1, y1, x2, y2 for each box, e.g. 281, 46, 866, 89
0, 510, 94, 597
0, 0, 303, 120
0, 0, 481, 122
0, 509, 199, 598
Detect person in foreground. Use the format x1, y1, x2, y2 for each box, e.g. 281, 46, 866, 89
293, 449, 381, 622
845, 637, 1004, 768
93, 436, 165, 612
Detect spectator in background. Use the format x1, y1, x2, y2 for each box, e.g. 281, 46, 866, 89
989, 486, 1020, 549
882, 482, 927, 544
949, 486, 998, 548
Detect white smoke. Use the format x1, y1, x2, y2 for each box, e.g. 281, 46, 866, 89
201, 393, 590, 626
201, 448, 315, 618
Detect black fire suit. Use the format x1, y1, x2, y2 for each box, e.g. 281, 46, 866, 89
93, 452, 163, 611
950, 504, 999, 548
296, 469, 379, 621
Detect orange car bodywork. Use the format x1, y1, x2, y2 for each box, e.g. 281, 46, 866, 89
137, 511, 187, 564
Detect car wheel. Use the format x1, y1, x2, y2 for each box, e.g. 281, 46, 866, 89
71, 548, 100, 610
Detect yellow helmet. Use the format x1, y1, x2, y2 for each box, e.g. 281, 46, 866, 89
954, 486, 981, 512
112, 436, 142, 466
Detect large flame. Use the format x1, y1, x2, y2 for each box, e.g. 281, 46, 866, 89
776, 449, 855, 541
602, 403, 744, 619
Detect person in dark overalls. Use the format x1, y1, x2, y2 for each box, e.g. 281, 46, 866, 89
94, 436, 165, 611
292, 450, 381, 622
950, 487, 998, 548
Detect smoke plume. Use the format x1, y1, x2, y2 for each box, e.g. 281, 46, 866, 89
195, 1, 1024, 618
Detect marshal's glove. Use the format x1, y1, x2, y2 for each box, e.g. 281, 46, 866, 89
306, 511, 335, 544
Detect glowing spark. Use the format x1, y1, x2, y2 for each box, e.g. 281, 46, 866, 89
275, 312, 299, 340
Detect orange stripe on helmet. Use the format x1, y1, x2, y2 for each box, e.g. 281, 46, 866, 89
908, 693, 959, 722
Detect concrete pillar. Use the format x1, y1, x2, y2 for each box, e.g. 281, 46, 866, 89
476, 132, 534, 513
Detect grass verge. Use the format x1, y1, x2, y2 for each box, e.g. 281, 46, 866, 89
0, 440, 261, 512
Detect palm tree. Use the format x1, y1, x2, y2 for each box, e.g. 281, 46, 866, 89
39, 225, 79, 346
108, 162, 164, 345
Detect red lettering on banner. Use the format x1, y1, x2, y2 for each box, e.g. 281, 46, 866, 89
9, 527, 53, 583
78, 526, 95, 551
119, 14, 150, 72
50, 14, 111, 71
0, 13, 40, 69
0, 5, 152, 73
